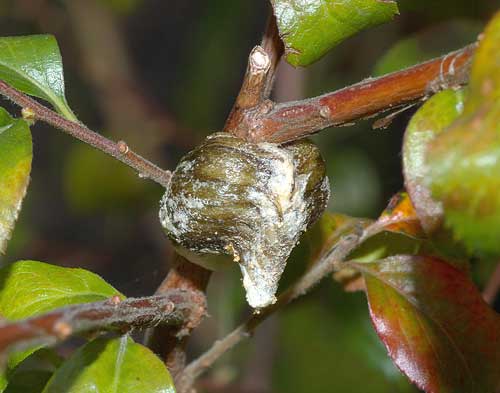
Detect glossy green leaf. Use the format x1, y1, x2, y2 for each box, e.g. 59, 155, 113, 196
0, 262, 124, 389
0, 108, 32, 254
271, 0, 399, 67
427, 12, 500, 255
0, 260, 123, 320
0, 35, 76, 120
43, 336, 175, 393
352, 255, 500, 393
403, 89, 466, 234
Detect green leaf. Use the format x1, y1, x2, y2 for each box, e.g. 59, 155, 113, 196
426, 12, 500, 256
0, 35, 77, 121
0, 260, 123, 320
5, 370, 52, 393
352, 255, 500, 393
0, 375, 6, 393
0, 261, 123, 388
43, 336, 175, 393
3, 349, 62, 393
0, 108, 32, 254
403, 89, 466, 233
271, 0, 399, 67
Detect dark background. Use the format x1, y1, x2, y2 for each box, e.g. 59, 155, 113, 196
0, 1, 496, 392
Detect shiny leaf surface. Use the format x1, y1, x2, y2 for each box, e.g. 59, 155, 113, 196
2, 349, 62, 393
427, 12, 500, 255
353, 255, 500, 393
43, 336, 175, 393
0, 35, 76, 120
0, 260, 123, 320
404, 89, 466, 234
0, 108, 32, 254
348, 193, 427, 264
271, 0, 398, 66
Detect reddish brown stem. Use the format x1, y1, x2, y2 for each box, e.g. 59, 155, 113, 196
156, 9, 281, 381
242, 44, 477, 143
260, 12, 285, 99
0, 80, 171, 187
147, 256, 211, 380
483, 262, 500, 305
224, 12, 284, 138
0, 292, 192, 360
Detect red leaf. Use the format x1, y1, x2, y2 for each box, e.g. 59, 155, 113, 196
352, 255, 500, 393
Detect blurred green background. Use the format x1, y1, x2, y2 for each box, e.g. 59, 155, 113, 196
0, 0, 496, 392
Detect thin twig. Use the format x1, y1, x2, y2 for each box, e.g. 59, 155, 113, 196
0, 80, 172, 187
224, 11, 284, 138
0, 291, 195, 361
146, 255, 211, 380
483, 262, 500, 305
237, 44, 477, 143
259, 12, 285, 100
154, 8, 282, 380
176, 229, 364, 392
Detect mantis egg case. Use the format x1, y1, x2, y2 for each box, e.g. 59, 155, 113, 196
160, 132, 329, 309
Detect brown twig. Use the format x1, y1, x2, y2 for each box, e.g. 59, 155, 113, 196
176, 229, 364, 392
483, 262, 500, 305
235, 44, 477, 143
0, 291, 195, 361
153, 9, 282, 381
224, 12, 284, 138
147, 255, 211, 380
259, 12, 285, 100
0, 80, 172, 187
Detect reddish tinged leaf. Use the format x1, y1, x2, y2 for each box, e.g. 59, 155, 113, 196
403, 89, 466, 234
426, 12, 500, 255
371, 192, 424, 239
341, 193, 426, 291
352, 255, 500, 393
348, 193, 427, 265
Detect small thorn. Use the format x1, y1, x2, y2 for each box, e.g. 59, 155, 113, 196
21, 107, 36, 124
117, 140, 129, 154
108, 295, 122, 306
54, 321, 72, 340
319, 106, 331, 119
